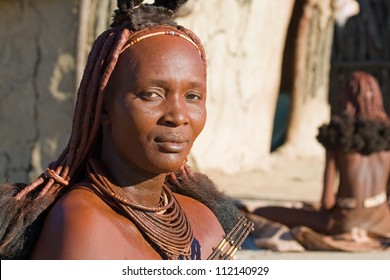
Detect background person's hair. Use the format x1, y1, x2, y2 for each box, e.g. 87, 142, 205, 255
317, 71, 390, 154
336, 71, 390, 123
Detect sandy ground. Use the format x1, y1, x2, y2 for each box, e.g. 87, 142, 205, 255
203, 151, 390, 260
206, 151, 324, 208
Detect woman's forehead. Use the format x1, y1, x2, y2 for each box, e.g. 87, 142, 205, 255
118, 35, 205, 77
124, 33, 201, 59
120, 28, 202, 56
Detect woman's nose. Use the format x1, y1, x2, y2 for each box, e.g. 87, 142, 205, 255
159, 97, 189, 127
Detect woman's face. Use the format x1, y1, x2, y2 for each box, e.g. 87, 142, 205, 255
103, 33, 206, 174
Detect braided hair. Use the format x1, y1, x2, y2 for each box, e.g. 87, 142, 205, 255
317, 71, 390, 154
336, 71, 390, 122
1, 0, 237, 259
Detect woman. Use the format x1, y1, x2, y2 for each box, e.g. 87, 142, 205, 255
253, 71, 390, 242
0, 0, 241, 260
316, 71, 390, 236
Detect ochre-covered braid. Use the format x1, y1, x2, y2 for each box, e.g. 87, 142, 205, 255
336, 71, 390, 123
15, 28, 133, 201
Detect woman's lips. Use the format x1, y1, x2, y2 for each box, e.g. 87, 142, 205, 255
155, 134, 188, 153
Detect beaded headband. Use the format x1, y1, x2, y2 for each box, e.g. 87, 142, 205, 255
120, 30, 202, 55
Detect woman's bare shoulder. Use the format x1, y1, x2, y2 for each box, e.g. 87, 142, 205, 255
30, 183, 158, 259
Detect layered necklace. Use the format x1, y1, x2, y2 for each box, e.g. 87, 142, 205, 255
86, 158, 194, 259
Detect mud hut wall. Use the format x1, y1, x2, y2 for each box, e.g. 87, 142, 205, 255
0, 0, 78, 182
178, 0, 295, 173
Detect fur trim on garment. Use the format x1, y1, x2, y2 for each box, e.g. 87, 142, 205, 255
0, 183, 54, 259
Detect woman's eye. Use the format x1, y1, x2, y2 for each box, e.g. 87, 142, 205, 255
185, 92, 202, 101
138, 91, 163, 100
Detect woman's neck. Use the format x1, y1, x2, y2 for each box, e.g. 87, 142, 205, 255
100, 133, 166, 207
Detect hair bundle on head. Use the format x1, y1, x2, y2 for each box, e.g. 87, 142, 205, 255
112, 0, 188, 28
154, 0, 189, 12
119, 0, 144, 10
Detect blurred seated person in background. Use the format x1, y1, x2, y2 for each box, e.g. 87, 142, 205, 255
251, 71, 390, 248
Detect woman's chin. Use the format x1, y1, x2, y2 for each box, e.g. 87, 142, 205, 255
150, 162, 186, 175
153, 164, 184, 174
